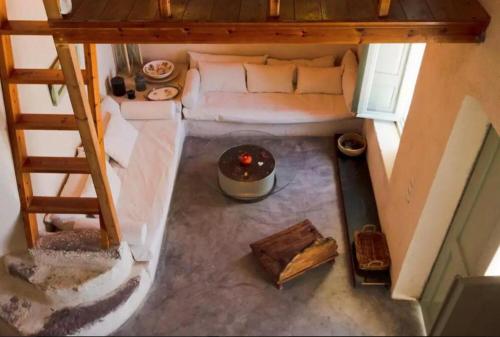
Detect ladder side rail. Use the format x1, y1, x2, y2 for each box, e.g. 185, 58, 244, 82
0, 1, 38, 248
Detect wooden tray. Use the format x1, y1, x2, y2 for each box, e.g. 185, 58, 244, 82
354, 225, 391, 271
250, 219, 338, 289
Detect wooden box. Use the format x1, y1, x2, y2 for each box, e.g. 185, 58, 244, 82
250, 219, 338, 289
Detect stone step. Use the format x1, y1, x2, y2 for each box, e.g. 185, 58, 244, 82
30, 229, 122, 270
4, 233, 134, 307
0, 267, 150, 336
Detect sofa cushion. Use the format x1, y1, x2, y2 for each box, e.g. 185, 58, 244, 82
296, 66, 344, 95
199, 62, 247, 93
341, 49, 359, 112
104, 111, 139, 168
188, 51, 267, 69
181, 69, 201, 109
245, 63, 295, 94
267, 55, 334, 67
183, 92, 353, 124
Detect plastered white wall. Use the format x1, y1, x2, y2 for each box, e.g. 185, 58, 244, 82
140, 44, 356, 64
0, 0, 116, 255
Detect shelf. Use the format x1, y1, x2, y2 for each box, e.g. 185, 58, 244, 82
334, 135, 391, 287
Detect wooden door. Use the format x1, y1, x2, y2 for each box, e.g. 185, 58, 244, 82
420, 127, 500, 332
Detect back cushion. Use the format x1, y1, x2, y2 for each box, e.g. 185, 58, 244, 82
267, 55, 335, 67
199, 62, 247, 93
341, 49, 359, 111
245, 63, 295, 94
296, 66, 344, 95
188, 51, 267, 69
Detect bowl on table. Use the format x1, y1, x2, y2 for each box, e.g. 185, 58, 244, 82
143, 60, 175, 80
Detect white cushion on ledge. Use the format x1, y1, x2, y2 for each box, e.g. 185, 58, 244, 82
181, 69, 201, 109
188, 51, 267, 69
104, 111, 139, 168
296, 66, 344, 95
245, 63, 295, 94
121, 101, 177, 120
199, 62, 247, 93
183, 92, 353, 124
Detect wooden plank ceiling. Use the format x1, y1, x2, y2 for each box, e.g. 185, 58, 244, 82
0, 0, 491, 44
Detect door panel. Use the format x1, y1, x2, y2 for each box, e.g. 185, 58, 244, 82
421, 127, 500, 332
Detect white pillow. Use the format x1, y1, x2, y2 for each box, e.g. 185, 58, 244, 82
82, 160, 122, 206
341, 49, 359, 111
181, 68, 201, 109
188, 51, 267, 69
101, 96, 121, 118
296, 66, 344, 95
267, 55, 334, 67
244, 63, 295, 94
198, 62, 247, 93
104, 112, 138, 168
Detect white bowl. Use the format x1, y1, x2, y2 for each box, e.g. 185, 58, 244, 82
143, 60, 175, 80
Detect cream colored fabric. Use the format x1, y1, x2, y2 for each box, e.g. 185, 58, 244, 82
104, 111, 139, 168
188, 51, 267, 69
244, 63, 295, 94
183, 92, 352, 124
341, 49, 359, 112
181, 69, 201, 109
120, 101, 177, 120
267, 55, 334, 67
112, 117, 183, 261
296, 66, 344, 95
198, 62, 247, 93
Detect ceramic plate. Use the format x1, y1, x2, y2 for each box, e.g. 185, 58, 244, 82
144, 68, 180, 84
143, 60, 175, 80
147, 86, 179, 101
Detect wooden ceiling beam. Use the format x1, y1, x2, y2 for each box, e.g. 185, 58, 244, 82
269, 0, 280, 17
378, 0, 391, 17
158, 0, 172, 18
0, 20, 489, 44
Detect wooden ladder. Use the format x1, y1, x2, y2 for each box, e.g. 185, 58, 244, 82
0, 0, 121, 248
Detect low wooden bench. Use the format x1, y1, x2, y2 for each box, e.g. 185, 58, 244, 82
250, 219, 338, 289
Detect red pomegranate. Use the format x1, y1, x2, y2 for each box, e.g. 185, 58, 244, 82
239, 153, 253, 166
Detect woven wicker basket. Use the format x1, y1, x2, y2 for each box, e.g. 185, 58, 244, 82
354, 224, 391, 271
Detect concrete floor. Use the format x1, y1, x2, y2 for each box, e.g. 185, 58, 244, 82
115, 136, 425, 336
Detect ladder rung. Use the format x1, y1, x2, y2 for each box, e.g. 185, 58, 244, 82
27, 197, 100, 215
15, 114, 78, 130
8, 69, 88, 84
22, 157, 90, 174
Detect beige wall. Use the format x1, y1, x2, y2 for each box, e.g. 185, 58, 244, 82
140, 44, 356, 64
366, 0, 500, 299
0, 0, 115, 255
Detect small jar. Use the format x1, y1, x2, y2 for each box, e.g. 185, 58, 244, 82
59, 0, 72, 15
111, 76, 126, 97
127, 90, 136, 100
135, 74, 147, 92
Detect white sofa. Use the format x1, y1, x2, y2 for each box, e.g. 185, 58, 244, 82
46, 98, 185, 274
181, 50, 359, 131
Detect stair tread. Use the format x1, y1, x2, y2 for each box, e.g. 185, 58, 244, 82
27, 196, 100, 215
22, 156, 90, 174
15, 114, 78, 131
8, 69, 88, 84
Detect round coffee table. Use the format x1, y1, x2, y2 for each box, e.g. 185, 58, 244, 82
192, 130, 306, 202
218, 144, 276, 201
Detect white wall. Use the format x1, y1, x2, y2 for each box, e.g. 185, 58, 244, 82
0, 0, 115, 255
140, 44, 355, 64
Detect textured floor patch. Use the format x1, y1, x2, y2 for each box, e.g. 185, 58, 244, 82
115, 137, 425, 336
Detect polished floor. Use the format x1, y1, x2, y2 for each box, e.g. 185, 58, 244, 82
115, 136, 424, 336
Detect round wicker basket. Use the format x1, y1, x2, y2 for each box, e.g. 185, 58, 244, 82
337, 133, 367, 157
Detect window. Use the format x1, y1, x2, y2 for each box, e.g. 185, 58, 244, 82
357, 43, 426, 134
